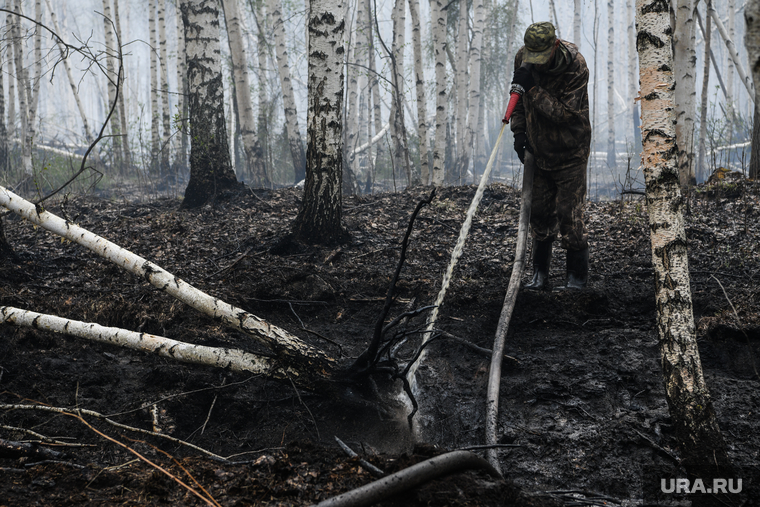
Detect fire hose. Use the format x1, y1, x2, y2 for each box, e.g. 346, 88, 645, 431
404, 67, 534, 475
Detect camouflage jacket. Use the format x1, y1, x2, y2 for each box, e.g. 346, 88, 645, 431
510, 41, 591, 172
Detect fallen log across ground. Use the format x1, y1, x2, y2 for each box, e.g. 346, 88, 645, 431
0, 185, 336, 389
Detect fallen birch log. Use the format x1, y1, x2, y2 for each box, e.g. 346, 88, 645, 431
0, 185, 336, 386
0, 306, 286, 377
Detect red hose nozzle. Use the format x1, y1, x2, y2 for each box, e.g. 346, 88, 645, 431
502, 83, 525, 124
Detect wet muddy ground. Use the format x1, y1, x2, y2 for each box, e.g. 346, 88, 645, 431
0, 180, 759, 505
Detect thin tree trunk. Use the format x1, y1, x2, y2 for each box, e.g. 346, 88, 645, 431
453, 1, 468, 183
11, 0, 29, 178
708, 3, 755, 100
268, 0, 306, 184
606, 0, 615, 170
176, 1, 189, 174
727, 0, 736, 111
389, 0, 411, 186
408, 0, 429, 184
158, 0, 172, 179
0, 60, 6, 174
291, 0, 347, 244
368, 0, 384, 190
103, 0, 123, 171
459, 0, 485, 184
6, 16, 15, 145
497, 0, 518, 181
627, 0, 641, 153
673, 0, 697, 189
222, 0, 269, 187
180, 0, 240, 208
697, 1, 712, 182
636, 0, 732, 482
430, 0, 448, 186
253, 0, 270, 186
344, 0, 361, 194
113, 0, 131, 171
150, 0, 161, 177
746, 0, 760, 179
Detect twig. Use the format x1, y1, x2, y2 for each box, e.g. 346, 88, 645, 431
289, 303, 343, 356
201, 379, 225, 435
0, 437, 66, 460
205, 247, 253, 280
71, 412, 219, 507
633, 429, 681, 464
1, 424, 92, 447
457, 444, 522, 451
287, 377, 321, 441
0, 403, 231, 462
334, 436, 385, 477
352, 189, 436, 374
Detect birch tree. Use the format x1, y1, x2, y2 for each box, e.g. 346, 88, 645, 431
149, 0, 160, 175
0, 62, 5, 174
253, 0, 270, 184
221, 0, 269, 187
636, 0, 732, 479
176, 1, 189, 173
574, 0, 581, 50
268, 0, 306, 184
180, 0, 239, 208
113, 0, 131, 170
388, 0, 412, 186
673, 0, 697, 189
430, 0, 448, 186
727, 0, 736, 111
158, 0, 172, 177
746, 0, 760, 179
453, 2, 468, 183
102, 0, 123, 170
408, 0, 429, 184
627, 0, 641, 152
698, 1, 712, 181
606, 0, 616, 170
291, 0, 347, 244
462, 0, 485, 182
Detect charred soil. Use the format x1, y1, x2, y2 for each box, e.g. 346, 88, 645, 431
0, 181, 759, 506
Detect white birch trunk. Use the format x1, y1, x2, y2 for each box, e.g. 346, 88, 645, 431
345, 0, 362, 189
462, 0, 484, 183
222, 0, 269, 187
150, 0, 161, 176
727, 0, 736, 109
291, 0, 347, 243
0, 306, 286, 377
0, 185, 334, 373
408, 0, 429, 184
708, 4, 754, 99
606, 0, 616, 169
389, 0, 410, 185
158, 0, 172, 176
254, 0, 270, 185
698, 2, 712, 181
268, 0, 306, 184
6, 12, 15, 143
637, 0, 730, 473
368, 0, 384, 190
113, 0, 131, 169
673, 0, 697, 188
103, 0, 123, 169
176, 1, 189, 172
627, 0, 641, 150
430, 0, 448, 186
453, 2, 468, 181
11, 0, 29, 176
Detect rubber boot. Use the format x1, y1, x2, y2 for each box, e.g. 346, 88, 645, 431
565, 246, 589, 289
524, 239, 553, 290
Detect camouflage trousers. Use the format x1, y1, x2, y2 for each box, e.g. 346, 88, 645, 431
530, 161, 588, 251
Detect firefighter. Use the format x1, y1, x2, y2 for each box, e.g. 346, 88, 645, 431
508, 21, 591, 290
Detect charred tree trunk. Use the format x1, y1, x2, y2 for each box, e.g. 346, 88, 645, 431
180, 0, 239, 208
747, 0, 760, 180
636, 0, 732, 481
291, 0, 348, 244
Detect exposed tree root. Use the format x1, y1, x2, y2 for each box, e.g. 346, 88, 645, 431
311, 450, 502, 507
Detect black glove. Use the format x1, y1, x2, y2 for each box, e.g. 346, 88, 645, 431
514, 132, 532, 164
511, 66, 535, 91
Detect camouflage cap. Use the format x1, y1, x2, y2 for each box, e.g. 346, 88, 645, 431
523, 22, 557, 65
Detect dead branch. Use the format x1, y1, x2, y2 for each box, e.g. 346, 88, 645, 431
334, 436, 385, 477
311, 450, 502, 507
0, 437, 66, 460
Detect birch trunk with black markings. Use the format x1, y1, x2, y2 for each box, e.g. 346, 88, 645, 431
636, 0, 732, 479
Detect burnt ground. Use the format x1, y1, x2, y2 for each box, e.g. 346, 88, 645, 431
0, 180, 759, 506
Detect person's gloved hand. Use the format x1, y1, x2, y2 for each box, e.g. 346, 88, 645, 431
511, 66, 535, 91
513, 132, 532, 164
